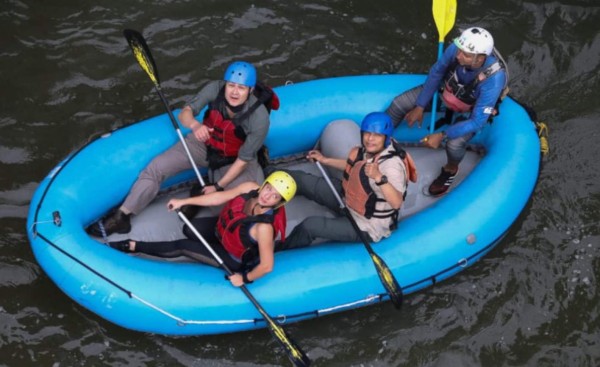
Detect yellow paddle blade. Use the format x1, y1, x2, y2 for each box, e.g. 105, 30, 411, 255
266, 317, 311, 366
131, 39, 158, 86
432, 0, 457, 41
371, 252, 403, 308
536, 121, 549, 156
124, 29, 159, 86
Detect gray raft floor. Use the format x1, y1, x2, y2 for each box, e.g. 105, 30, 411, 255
104, 146, 482, 249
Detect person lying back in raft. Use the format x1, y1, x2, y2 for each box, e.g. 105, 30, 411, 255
385, 27, 508, 196
108, 171, 296, 287
278, 112, 417, 249
88, 61, 277, 237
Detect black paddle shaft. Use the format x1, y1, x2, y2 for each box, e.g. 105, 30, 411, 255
314, 161, 404, 309
123, 28, 205, 187
175, 210, 310, 367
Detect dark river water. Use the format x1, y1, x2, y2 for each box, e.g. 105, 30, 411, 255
2, 0, 599, 366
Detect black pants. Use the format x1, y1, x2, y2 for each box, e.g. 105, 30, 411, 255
135, 217, 243, 272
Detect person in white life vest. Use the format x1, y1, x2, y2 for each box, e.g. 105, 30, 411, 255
386, 27, 508, 196
108, 171, 296, 287
279, 112, 417, 249
88, 61, 278, 237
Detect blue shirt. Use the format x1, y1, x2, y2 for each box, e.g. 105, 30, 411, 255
416, 43, 507, 139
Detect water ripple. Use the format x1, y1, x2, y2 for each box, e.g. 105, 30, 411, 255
2, 1, 600, 366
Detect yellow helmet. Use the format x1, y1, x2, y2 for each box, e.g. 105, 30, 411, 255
261, 171, 297, 205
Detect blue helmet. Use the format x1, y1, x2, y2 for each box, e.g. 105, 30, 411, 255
223, 61, 257, 87
361, 112, 394, 147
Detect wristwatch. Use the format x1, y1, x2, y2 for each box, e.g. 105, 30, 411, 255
213, 182, 224, 192
376, 175, 389, 186
242, 272, 253, 284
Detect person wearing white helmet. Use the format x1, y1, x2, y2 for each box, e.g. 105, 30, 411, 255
386, 27, 508, 196
108, 171, 297, 286
88, 61, 279, 237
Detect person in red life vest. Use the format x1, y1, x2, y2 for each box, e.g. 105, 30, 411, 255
108, 171, 296, 286
88, 61, 279, 237
279, 112, 417, 249
385, 27, 508, 196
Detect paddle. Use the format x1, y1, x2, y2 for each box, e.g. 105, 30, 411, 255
123, 29, 205, 188
428, 0, 457, 133
176, 210, 311, 367
314, 161, 403, 309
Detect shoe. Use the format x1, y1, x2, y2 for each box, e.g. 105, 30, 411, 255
179, 184, 203, 219
189, 183, 203, 197
179, 204, 200, 219
263, 164, 277, 177
87, 210, 131, 237
108, 239, 132, 253
428, 167, 458, 196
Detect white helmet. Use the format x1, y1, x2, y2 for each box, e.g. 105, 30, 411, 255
454, 27, 494, 56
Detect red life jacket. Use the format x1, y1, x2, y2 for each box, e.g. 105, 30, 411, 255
216, 190, 286, 263
341, 142, 417, 226
205, 82, 280, 169
442, 60, 504, 113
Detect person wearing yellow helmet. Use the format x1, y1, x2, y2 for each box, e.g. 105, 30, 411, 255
108, 171, 296, 286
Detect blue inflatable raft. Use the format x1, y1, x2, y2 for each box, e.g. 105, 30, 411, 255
27, 74, 540, 336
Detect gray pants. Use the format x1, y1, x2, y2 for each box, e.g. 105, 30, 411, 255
386, 84, 474, 165
386, 85, 425, 127
122, 134, 263, 214
282, 169, 371, 249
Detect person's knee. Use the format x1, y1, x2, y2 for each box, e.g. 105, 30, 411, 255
139, 156, 169, 182
291, 220, 310, 237
386, 96, 409, 126
446, 137, 465, 152
285, 170, 316, 196
386, 89, 421, 126
182, 224, 194, 240
302, 217, 329, 236
283, 219, 318, 249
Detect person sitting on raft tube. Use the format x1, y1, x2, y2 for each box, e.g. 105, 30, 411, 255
108, 171, 296, 286
88, 61, 275, 237
278, 112, 417, 249
386, 27, 508, 196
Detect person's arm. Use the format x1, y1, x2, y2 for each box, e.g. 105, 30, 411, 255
213, 158, 248, 188
178, 81, 222, 140
405, 106, 425, 128
364, 161, 404, 209
228, 223, 275, 287
306, 150, 346, 171
378, 178, 403, 209
178, 105, 200, 129
168, 181, 259, 210
178, 105, 213, 143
